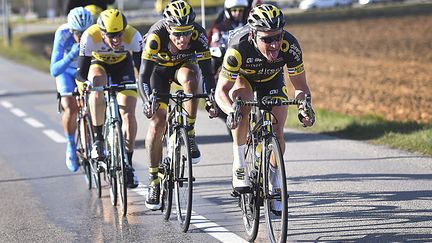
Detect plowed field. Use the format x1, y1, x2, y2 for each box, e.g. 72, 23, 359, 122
285, 14, 432, 123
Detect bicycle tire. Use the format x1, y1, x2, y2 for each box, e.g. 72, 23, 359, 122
161, 134, 173, 220
173, 127, 193, 232
263, 137, 288, 243
80, 115, 93, 190
240, 138, 261, 241
113, 122, 127, 216
106, 124, 118, 207
95, 160, 102, 198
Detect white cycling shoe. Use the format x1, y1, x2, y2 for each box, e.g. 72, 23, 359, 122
232, 165, 250, 193
269, 166, 282, 214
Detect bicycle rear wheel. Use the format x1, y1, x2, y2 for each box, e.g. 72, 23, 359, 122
173, 127, 193, 232
240, 138, 261, 241
161, 134, 173, 220
113, 122, 128, 216
263, 137, 288, 243
76, 115, 93, 189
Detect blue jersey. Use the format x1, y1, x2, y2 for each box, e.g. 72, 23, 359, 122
50, 23, 78, 77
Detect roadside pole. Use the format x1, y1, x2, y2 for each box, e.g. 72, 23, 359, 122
117, 0, 124, 11
2, 0, 11, 47
201, 0, 205, 29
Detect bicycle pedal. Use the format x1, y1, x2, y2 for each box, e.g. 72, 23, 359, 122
230, 190, 240, 198
192, 176, 196, 182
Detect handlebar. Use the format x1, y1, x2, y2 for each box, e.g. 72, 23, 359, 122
150, 89, 209, 101
91, 83, 137, 92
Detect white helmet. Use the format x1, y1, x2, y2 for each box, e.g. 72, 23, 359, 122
224, 0, 248, 9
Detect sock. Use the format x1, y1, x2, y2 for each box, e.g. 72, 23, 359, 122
65, 134, 75, 145
149, 167, 160, 186
93, 125, 103, 141
186, 116, 196, 136
233, 144, 246, 168
127, 151, 133, 167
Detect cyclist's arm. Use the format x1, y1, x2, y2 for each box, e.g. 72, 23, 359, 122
76, 56, 91, 82
50, 28, 79, 77
289, 72, 311, 99
132, 51, 142, 72
215, 74, 235, 115
137, 58, 155, 103
198, 58, 215, 94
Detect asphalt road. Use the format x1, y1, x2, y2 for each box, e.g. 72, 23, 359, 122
0, 57, 431, 242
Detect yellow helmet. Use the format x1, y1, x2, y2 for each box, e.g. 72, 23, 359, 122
97, 9, 127, 34
247, 4, 285, 32
84, 4, 103, 22
163, 0, 196, 27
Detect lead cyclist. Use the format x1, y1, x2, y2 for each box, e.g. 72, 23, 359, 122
215, 4, 315, 213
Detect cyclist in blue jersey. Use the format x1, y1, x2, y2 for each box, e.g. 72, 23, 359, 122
50, 7, 93, 172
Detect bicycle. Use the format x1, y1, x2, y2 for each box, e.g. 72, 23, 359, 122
232, 93, 312, 243
57, 84, 95, 190
150, 89, 209, 232
91, 82, 137, 216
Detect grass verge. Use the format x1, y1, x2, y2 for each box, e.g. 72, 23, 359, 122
286, 107, 432, 156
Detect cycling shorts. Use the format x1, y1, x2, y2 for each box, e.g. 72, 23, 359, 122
247, 72, 289, 101
55, 67, 77, 96
150, 62, 199, 109
90, 54, 138, 97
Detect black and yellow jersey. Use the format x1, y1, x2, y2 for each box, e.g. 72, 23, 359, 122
220, 25, 305, 83
80, 24, 143, 64
142, 20, 211, 67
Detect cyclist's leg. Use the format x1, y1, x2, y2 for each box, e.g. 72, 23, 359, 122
176, 63, 202, 163
228, 76, 253, 192
56, 68, 79, 171
145, 66, 171, 209
88, 62, 108, 159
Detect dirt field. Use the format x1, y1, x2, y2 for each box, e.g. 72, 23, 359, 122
285, 14, 432, 123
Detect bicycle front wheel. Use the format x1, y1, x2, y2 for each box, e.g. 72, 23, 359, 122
240, 139, 261, 241
263, 137, 288, 243
113, 122, 127, 216
76, 115, 92, 189
173, 127, 193, 232
106, 125, 117, 206
161, 134, 173, 220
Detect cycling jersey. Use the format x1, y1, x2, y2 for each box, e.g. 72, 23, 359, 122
139, 19, 215, 96
220, 25, 305, 83
50, 23, 79, 96
76, 24, 143, 83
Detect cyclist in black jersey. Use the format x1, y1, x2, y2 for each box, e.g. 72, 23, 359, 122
215, 4, 315, 212
137, 0, 217, 210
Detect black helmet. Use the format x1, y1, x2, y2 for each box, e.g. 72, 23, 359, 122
247, 4, 285, 32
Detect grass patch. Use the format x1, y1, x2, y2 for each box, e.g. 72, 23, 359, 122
286, 107, 432, 156
0, 35, 50, 72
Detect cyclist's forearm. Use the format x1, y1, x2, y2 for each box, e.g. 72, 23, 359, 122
215, 78, 235, 114
76, 56, 91, 82
137, 59, 155, 102
132, 51, 142, 72
50, 50, 76, 77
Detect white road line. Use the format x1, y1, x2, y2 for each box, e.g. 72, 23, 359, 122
43, 129, 66, 143
132, 186, 247, 243
1, 100, 13, 108
10, 108, 26, 117
24, 117, 45, 128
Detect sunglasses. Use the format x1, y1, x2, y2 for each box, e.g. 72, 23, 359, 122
171, 30, 193, 38
230, 7, 245, 12
104, 31, 124, 39
258, 33, 283, 44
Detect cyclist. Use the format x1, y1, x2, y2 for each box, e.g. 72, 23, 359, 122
50, 7, 93, 172
84, 4, 104, 23
215, 4, 315, 212
137, 0, 217, 210
208, 0, 249, 82
76, 9, 143, 188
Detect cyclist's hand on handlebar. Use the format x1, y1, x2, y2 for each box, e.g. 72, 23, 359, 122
205, 90, 219, 118
226, 111, 242, 129
298, 95, 315, 127
142, 101, 154, 118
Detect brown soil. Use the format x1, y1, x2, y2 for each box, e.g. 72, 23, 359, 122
285, 14, 432, 123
